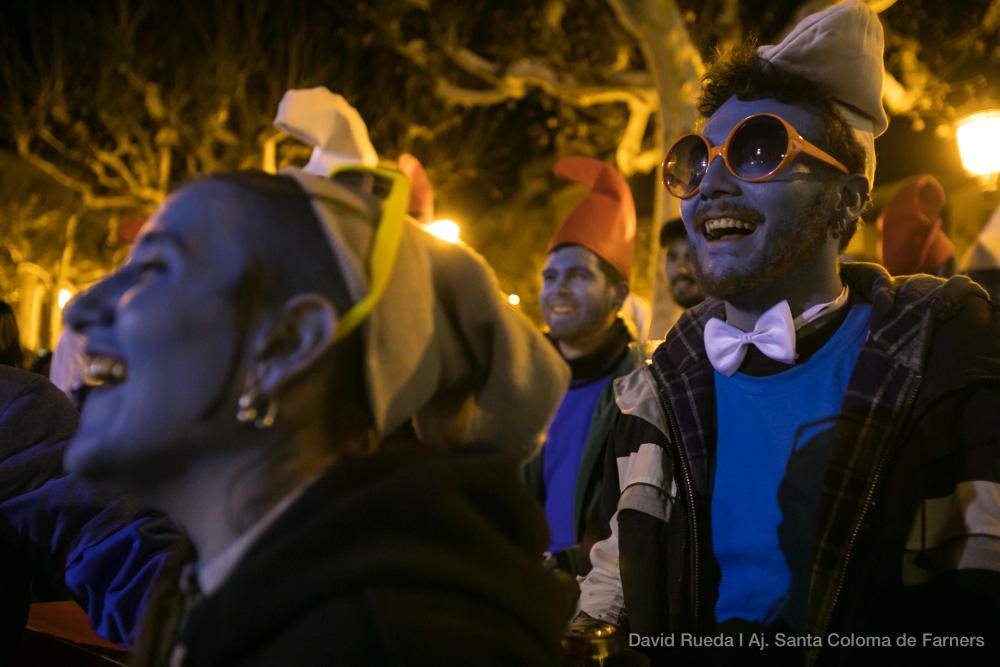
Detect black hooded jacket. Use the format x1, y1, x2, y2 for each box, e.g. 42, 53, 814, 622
148, 438, 576, 666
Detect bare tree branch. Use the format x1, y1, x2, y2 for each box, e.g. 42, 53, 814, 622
15, 137, 96, 199
985, 0, 1000, 31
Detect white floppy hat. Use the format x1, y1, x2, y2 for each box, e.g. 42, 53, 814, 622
758, 0, 888, 186
274, 87, 379, 176
274, 89, 570, 460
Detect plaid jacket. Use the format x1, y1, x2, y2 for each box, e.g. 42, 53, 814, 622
576, 263, 1000, 665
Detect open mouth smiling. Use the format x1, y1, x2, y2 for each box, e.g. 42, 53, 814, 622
701, 216, 759, 241
83, 353, 128, 387
549, 304, 578, 316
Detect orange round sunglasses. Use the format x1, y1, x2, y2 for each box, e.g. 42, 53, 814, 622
661, 113, 850, 199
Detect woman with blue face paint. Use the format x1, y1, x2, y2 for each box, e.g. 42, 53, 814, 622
63, 157, 573, 666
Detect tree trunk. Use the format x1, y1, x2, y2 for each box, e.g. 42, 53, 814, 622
50, 214, 78, 349
607, 0, 703, 336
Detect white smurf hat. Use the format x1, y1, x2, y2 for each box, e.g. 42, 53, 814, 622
274, 87, 378, 176
758, 0, 888, 186
273, 90, 570, 460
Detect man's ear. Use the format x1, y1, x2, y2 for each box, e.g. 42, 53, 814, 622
250, 294, 338, 396
839, 175, 870, 222
613, 282, 629, 311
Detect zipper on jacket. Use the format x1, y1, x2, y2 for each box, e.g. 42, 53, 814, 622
655, 389, 700, 628
810, 373, 922, 663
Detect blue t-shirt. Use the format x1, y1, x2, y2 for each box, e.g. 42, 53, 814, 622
543, 375, 610, 552
711, 304, 872, 630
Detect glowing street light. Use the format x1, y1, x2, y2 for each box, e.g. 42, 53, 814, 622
57, 288, 74, 310
507, 293, 521, 306
956, 110, 1000, 177
426, 219, 461, 244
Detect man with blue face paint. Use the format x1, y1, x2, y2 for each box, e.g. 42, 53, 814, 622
524, 157, 643, 576
573, 2, 1000, 665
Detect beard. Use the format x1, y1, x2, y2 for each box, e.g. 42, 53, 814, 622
690, 187, 840, 302
670, 278, 704, 309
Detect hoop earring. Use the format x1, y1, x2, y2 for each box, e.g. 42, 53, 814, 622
236, 383, 279, 430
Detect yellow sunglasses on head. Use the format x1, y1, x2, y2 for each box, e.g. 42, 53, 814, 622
327, 162, 411, 342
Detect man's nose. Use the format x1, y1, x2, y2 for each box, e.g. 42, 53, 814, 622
698, 153, 740, 199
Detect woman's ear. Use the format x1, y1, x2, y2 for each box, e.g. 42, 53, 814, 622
251, 294, 338, 396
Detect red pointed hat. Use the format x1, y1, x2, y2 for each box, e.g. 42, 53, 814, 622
397, 153, 434, 224
879, 174, 954, 275
117, 216, 148, 244
548, 157, 636, 279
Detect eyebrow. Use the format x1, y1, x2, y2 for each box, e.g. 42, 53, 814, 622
134, 230, 190, 254
544, 266, 595, 276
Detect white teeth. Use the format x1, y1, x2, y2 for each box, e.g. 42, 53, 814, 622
704, 217, 758, 235
84, 355, 128, 386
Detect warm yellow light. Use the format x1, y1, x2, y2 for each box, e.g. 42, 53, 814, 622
426, 219, 461, 244
956, 110, 1000, 176
507, 293, 521, 306
57, 288, 73, 310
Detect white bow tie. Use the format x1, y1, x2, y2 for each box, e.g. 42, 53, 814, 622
705, 301, 796, 377
703, 287, 850, 376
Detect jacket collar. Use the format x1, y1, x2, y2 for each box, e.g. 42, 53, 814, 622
659, 262, 989, 372
553, 317, 633, 386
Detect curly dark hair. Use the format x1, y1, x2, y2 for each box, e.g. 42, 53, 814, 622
698, 45, 868, 247
698, 45, 867, 177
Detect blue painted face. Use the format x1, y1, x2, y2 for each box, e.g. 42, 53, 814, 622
679, 96, 842, 302
64, 180, 250, 481
540, 245, 622, 346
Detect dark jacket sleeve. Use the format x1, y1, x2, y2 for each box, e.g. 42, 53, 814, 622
880, 380, 1000, 652
0, 367, 184, 647
896, 293, 1000, 643
576, 408, 675, 630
